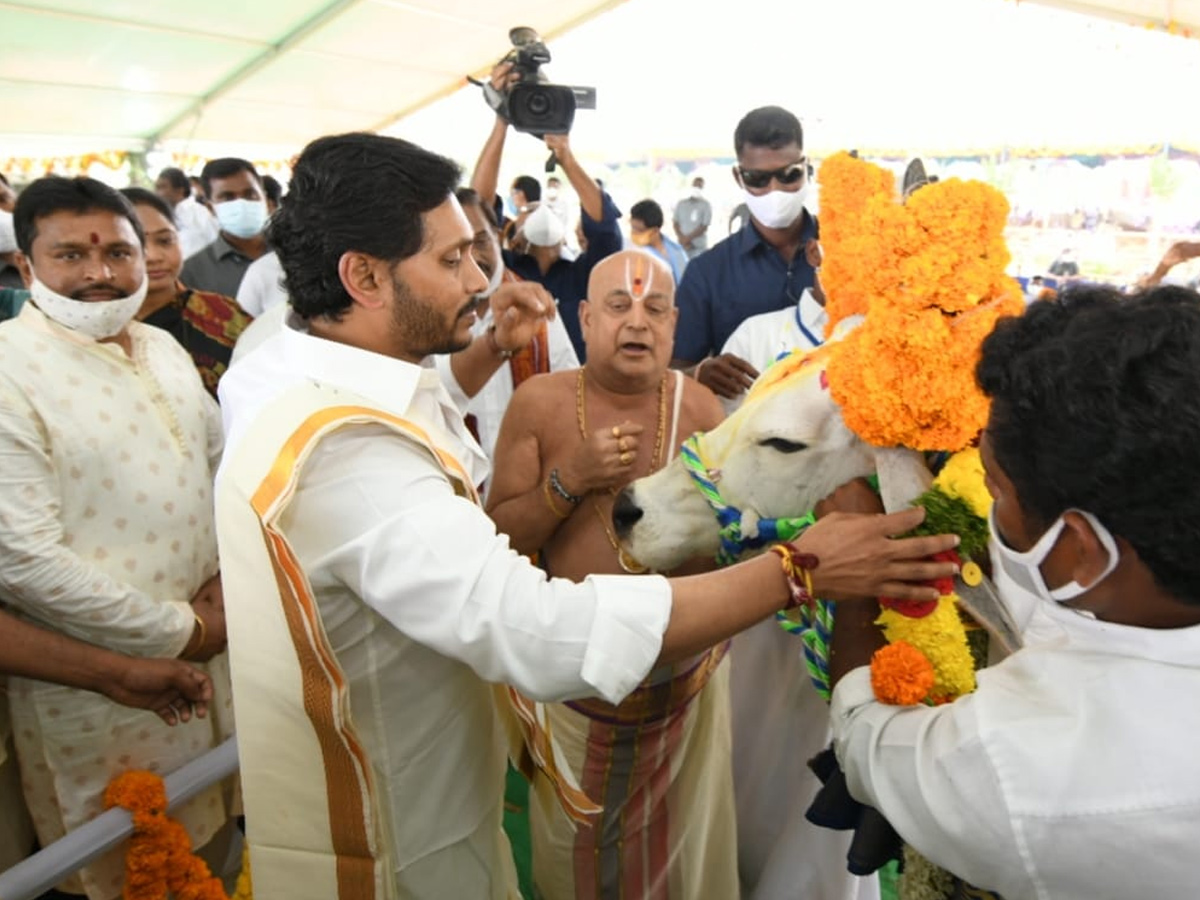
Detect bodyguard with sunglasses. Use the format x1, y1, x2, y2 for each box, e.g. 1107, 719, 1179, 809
672, 106, 820, 400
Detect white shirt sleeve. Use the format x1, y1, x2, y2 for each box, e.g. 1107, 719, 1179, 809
235, 257, 269, 317
546, 313, 580, 372
285, 425, 671, 704
718, 319, 757, 415
830, 667, 1030, 895
0, 385, 194, 657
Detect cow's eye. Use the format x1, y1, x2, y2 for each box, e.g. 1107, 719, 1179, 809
759, 437, 808, 454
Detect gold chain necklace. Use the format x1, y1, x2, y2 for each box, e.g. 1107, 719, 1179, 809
576, 368, 668, 574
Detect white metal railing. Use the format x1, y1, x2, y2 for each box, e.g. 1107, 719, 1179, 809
0, 737, 239, 900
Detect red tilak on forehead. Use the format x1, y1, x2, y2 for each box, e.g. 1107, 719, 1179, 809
90, 232, 100, 245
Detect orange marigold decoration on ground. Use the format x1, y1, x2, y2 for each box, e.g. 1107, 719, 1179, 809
818, 153, 1024, 452
103, 770, 229, 900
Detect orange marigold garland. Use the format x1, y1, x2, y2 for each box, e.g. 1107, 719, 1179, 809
818, 154, 1025, 452
104, 771, 229, 900
870, 641, 936, 705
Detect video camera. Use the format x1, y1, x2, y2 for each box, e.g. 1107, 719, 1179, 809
482, 27, 596, 135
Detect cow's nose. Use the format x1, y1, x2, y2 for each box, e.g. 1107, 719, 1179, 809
612, 488, 644, 538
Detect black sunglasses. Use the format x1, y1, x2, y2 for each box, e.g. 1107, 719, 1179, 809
738, 161, 809, 190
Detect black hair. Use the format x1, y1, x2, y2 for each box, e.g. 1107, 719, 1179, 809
977, 284, 1200, 603
262, 174, 284, 206
200, 157, 261, 199
734, 105, 804, 156
14, 175, 144, 255
512, 175, 541, 203
157, 167, 191, 196
0, 172, 10, 188
269, 132, 460, 320
120, 187, 176, 227
456, 187, 499, 231
630, 199, 664, 229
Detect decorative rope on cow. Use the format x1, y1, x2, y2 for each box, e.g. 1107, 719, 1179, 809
678, 433, 836, 698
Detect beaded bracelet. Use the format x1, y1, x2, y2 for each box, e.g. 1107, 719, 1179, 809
548, 468, 584, 504
542, 476, 571, 519
769, 543, 819, 611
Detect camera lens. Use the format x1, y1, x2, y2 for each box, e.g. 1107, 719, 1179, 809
526, 91, 551, 117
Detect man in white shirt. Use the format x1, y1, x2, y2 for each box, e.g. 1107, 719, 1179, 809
154, 167, 218, 259
1, 176, 234, 899
235, 249, 288, 317
672, 176, 712, 260
213, 131, 957, 900
825, 284, 1200, 899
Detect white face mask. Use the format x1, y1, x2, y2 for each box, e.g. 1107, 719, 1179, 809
545, 187, 560, 201
743, 183, 809, 229
30, 274, 148, 339
215, 198, 268, 239
480, 235, 505, 299
989, 505, 1120, 604
521, 205, 565, 248
689, 186, 704, 200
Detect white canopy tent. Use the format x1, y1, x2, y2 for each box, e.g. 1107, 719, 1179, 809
0, 0, 622, 158
3, 0, 1200, 166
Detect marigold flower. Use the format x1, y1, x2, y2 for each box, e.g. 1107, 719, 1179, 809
871, 641, 936, 705
104, 769, 231, 900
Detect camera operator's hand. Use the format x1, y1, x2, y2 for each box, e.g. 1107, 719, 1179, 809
487, 61, 522, 121
543, 133, 573, 157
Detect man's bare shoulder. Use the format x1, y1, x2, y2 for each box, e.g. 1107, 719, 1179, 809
679, 374, 725, 431
511, 368, 579, 405
506, 369, 581, 436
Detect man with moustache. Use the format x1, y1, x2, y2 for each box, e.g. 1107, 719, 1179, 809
0, 176, 234, 899
213, 132, 958, 899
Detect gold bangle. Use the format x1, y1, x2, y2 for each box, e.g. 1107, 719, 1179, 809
187, 612, 207, 656
543, 476, 571, 519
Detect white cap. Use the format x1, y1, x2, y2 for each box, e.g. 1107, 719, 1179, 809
520, 203, 565, 248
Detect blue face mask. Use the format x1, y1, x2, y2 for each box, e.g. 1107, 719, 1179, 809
215, 198, 268, 239
504, 195, 520, 220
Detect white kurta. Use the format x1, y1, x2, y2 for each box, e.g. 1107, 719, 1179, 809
719, 290, 877, 900
0, 304, 234, 899
217, 317, 671, 897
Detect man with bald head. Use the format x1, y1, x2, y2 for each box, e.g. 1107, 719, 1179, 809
488, 249, 734, 899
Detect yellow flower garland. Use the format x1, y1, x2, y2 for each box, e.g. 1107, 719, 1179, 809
869, 448, 992, 706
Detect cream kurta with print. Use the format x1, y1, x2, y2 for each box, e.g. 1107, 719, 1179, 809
0, 304, 234, 900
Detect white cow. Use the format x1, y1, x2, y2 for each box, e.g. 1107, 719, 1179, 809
613, 344, 929, 900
